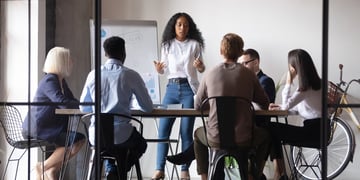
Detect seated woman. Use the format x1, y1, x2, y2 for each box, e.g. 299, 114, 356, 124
268, 49, 330, 180
22, 47, 85, 180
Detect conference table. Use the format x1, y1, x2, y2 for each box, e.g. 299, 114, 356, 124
56, 108, 289, 117
55, 108, 288, 180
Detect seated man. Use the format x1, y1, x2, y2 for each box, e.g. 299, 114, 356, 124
239, 48, 275, 104
239, 48, 276, 179
80, 36, 153, 180
168, 33, 270, 180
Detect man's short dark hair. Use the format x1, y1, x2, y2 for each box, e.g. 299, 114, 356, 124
103, 36, 126, 61
243, 48, 260, 61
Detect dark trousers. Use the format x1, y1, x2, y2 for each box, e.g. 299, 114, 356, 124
269, 118, 330, 160
104, 128, 147, 173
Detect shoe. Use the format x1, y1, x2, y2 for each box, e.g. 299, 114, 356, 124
166, 143, 195, 165
151, 176, 164, 180
105, 171, 119, 180
150, 175, 165, 180
151, 171, 165, 180
180, 170, 190, 180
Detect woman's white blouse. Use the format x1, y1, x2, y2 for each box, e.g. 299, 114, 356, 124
160, 39, 202, 93
281, 83, 322, 120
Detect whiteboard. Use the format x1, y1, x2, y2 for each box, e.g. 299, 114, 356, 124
90, 20, 160, 104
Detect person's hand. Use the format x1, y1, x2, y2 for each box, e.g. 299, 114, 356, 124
153, 60, 166, 74
268, 103, 281, 110
286, 66, 297, 84
193, 58, 205, 72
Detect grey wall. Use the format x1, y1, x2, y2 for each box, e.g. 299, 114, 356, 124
58, 0, 360, 100
54, 0, 92, 98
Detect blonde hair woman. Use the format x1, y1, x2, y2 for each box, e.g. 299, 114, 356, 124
43, 47, 73, 78
22, 47, 85, 180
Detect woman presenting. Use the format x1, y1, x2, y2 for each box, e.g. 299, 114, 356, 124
152, 12, 205, 180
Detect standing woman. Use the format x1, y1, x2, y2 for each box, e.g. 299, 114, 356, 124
152, 12, 205, 180
268, 49, 329, 180
22, 47, 85, 180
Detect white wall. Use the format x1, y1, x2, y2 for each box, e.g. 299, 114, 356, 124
329, 0, 360, 95
102, 0, 360, 99
100, 0, 360, 178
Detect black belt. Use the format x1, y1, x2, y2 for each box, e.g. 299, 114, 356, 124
168, 78, 188, 84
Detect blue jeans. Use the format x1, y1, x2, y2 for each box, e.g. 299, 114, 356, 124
156, 81, 195, 171
105, 159, 117, 174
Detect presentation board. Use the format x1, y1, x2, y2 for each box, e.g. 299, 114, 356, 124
90, 20, 160, 104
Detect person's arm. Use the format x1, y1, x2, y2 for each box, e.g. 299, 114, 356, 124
193, 44, 205, 73
193, 58, 205, 73
153, 45, 168, 74
153, 60, 165, 74
268, 83, 301, 112
131, 71, 153, 112
280, 84, 302, 112
260, 77, 276, 103
62, 79, 78, 101
252, 76, 270, 110
194, 73, 208, 110
79, 71, 95, 113
42, 74, 79, 109
280, 70, 302, 111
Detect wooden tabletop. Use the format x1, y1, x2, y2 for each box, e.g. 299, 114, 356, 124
56, 108, 288, 117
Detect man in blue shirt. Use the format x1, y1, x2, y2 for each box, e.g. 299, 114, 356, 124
80, 36, 153, 179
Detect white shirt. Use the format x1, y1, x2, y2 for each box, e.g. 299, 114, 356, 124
281, 84, 322, 120
80, 59, 153, 145
161, 39, 202, 93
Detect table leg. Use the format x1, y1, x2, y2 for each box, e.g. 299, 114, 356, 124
59, 115, 81, 180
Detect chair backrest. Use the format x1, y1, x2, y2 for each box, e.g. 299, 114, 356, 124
200, 96, 255, 149
80, 113, 143, 150
0, 105, 26, 147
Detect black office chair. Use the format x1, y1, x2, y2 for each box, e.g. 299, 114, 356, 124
0, 105, 53, 180
200, 96, 259, 180
81, 113, 143, 180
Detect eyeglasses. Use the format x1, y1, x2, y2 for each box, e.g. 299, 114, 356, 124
241, 58, 257, 65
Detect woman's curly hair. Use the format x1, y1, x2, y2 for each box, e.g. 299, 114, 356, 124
162, 12, 205, 51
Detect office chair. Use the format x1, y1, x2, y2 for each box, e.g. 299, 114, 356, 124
200, 96, 259, 180
81, 113, 143, 180
0, 105, 53, 180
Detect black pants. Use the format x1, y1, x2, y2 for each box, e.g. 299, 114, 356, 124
113, 129, 147, 171
269, 118, 330, 160
92, 128, 147, 179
